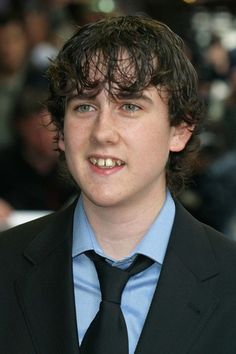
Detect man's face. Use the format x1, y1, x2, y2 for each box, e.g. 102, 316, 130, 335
0, 22, 27, 74
18, 111, 57, 160
59, 85, 191, 209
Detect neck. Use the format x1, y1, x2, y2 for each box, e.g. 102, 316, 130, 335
82, 189, 167, 260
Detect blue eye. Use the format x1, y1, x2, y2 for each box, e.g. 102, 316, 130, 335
76, 104, 95, 112
122, 104, 140, 112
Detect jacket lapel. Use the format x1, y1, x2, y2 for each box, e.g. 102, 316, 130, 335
14, 202, 80, 354
135, 202, 219, 354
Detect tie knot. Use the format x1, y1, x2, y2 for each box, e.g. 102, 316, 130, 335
86, 251, 154, 305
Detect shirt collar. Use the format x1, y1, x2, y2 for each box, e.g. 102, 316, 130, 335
72, 191, 175, 265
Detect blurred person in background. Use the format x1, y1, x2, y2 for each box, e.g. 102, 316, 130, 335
221, 66, 236, 150
179, 28, 236, 240
0, 6, 65, 150
0, 12, 29, 148
22, 3, 59, 70
0, 88, 76, 218
203, 35, 231, 82
180, 64, 236, 240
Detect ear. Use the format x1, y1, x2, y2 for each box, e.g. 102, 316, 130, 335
169, 123, 194, 152
58, 132, 65, 151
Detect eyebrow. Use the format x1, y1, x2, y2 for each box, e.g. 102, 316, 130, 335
67, 91, 98, 103
115, 92, 154, 104
67, 90, 154, 105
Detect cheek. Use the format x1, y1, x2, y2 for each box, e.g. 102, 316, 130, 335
138, 124, 172, 153
130, 125, 171, 172
61, 120, 89, 154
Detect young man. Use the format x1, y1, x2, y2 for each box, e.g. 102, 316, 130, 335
1, 16, 236, 354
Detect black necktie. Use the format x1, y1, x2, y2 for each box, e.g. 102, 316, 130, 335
80, 250, 154, 354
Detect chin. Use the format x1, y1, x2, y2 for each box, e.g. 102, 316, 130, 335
83, 190, 125, 209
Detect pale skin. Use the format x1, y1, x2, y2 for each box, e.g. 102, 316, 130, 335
0, 199, 13, 221
59, 86, 192, 259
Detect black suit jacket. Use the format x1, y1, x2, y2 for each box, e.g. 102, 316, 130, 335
1, 200, 236, 354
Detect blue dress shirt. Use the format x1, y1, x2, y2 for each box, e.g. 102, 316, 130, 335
72, 191, 175, 354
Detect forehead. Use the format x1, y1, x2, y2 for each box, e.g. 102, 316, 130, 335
73, 48, 158, 98
86, 52, 137, 86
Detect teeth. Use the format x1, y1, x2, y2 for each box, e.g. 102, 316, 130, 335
89, 157, 124, 168
97, 159, 105, 167
90, 157, 97, 165
105, 158, 115, 167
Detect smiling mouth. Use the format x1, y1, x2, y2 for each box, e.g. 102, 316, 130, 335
89, 157, 125, 169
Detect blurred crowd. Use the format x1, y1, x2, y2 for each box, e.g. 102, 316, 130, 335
179, 30, 236, 240
0, 0, 236, 239
0, 0, 91, 225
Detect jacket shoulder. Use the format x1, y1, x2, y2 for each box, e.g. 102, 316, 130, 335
175, 200, 236, 265
0, 201, 76, 257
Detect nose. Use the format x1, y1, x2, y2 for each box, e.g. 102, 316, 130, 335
90, 107, 120, 146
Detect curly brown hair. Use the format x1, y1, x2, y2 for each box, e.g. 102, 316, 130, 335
46, 15, 204, 194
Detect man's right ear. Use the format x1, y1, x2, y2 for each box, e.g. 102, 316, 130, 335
58, 132, 65, 151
